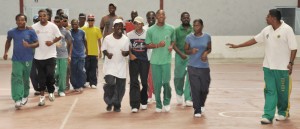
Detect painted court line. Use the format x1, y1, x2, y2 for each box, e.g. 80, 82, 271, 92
59, 98, 79, 129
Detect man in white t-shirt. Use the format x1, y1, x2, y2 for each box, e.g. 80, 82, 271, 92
32, 9, 62, 106
227, 9, 297, 124
102, 19, 130, 112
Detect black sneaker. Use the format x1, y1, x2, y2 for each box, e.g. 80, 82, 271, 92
113, 107, 121, 112
106, 105, 112, 111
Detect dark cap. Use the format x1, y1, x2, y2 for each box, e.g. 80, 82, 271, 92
109, 3, 116, 8
79, 13, 86, 18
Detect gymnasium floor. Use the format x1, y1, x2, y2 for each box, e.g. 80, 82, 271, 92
0, 58, 299, 129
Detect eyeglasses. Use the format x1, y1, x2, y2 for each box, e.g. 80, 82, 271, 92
63, 20, 68, 22
147, 17, 155, 20
54, 20, 61, 23
87, 19, 94, 22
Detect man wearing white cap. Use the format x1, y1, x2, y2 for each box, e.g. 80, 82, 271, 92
102, 19, 130, 112
127, 16, 149, 112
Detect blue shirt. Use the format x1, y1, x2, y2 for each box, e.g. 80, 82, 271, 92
7, 28, 38, 61
185, 33, 211, 68
71, 29, 86, 58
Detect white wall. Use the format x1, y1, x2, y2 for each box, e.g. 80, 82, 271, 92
1, 35, 299, 59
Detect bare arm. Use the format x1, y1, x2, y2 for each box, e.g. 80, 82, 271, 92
3, 38, 12, 60
287, 50, 297, 75
184, 42, 198, 55
173, 42, 187, 59
46, 36, 62, 46
226, 38, 257, 48
23, 40, 39, 48
201, 41, 212, 62
98, 38, 102, 58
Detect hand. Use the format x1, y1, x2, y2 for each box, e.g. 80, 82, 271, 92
107, 53, 113, 59
287, 63, 293, 75
68, 57, 71, 64
46, 41, 54, 46
22, 40, 30, 48
98, 52, 102, 59
191, 48, 199, 54
181, 54, 187, 60
158, 41, 165, 48
201, 52, 208, 62
168, 46, 173, 53
226, 43, 238, 48
3, 53, 8, 60
130, 54, 137, 60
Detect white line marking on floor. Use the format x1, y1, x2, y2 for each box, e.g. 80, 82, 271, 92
218, 111, 262, 118
59, 98, 78, 129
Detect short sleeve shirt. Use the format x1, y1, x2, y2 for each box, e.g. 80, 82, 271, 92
56, 27, 72, 58
7, 28, 38, 61
127, 29, 148, 61
101, 34, 130, 78
82, 26, 102, 56
186, 33, 211, 68
254, 21, 298, 70
145, 24, 175, 65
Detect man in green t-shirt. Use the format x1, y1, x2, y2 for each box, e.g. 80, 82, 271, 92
173, 12, 193, 106
145, 10, 175, 112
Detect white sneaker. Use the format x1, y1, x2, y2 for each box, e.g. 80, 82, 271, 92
49, 93, 55, 102
21, 97, 28, 105
15, 101, 22, 109
131, 108, 138, 113
147, 98, 153, 103
185, 100, 193, 107
261, 118, 272, 124
155, 108, 162, 113
201, 107, 205, 113
58, 92, 66, 97
194, 113, 201, 118
91, 85, 97, 89
176, 95, 183, 104
164, 105, 171, 112
275, 114, 287, 121
84, 82, 89, 87
141, 105, 147, 110
38, 96, 45, 106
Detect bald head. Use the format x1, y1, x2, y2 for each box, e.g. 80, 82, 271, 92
131, 10, 138, 21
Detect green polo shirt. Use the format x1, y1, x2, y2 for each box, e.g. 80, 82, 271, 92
175, 24, 192, 52
145, 24, 175, 65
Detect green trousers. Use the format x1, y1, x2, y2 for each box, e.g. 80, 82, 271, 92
174, 54, 191, 101
55, 58, 68, 93
263, 67, 291, 120
152, 64, 172, 109
11, 61, 32, 102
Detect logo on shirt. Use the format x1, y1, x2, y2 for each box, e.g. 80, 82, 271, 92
277, 35, 280, 38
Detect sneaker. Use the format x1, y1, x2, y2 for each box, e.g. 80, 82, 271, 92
113, 107, 121, 112
131, 108, 138, 113
201, 107, 205, 113
38, 96, 45, 106
58, 92, 66, 97
176, 95, 183, 104
155, 108, 162, 113
106, 105, 112, 111
84, 82, 89, 87
74, 88, 81, 93
49, 93, 55, 102
21, 97, 28, 105
275, 114, 287, 121
164, 105, 171, 112
141, 105, 147, 110
147, 98, 153, 103
185, 100, 193, 107
34, 91, 40, 96
194, 113, 201, 118
261, 118, 272, 124
91, 85, 97, 89
15, 101, 22, 109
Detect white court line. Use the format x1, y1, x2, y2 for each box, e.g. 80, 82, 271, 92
219, 111, 263, 118
59, 98, 79, 129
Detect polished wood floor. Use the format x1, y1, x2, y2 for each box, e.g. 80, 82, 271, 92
0, 59, 299, 129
